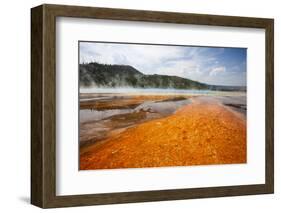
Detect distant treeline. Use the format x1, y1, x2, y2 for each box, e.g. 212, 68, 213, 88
79, 62, 246, 91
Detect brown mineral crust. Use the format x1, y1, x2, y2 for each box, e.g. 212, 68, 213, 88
80, 101, 246, 170
80, 95, 188, 110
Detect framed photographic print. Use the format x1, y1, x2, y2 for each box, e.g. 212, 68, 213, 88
31, 4, 274, 208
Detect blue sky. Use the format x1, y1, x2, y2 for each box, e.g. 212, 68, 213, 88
80, 42, 246, 86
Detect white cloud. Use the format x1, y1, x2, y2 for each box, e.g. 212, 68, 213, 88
154, 60, 202, 79
80, 42, 184, 74
209, 66, 226, 76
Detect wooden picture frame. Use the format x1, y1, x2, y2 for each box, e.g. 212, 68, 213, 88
31, 4, 274, 208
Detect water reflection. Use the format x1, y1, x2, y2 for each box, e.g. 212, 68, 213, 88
80, 99, 191, 123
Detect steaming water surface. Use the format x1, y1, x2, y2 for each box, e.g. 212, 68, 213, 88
80, 88, 230, 95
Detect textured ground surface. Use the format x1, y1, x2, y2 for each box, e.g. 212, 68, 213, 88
80, 98, 246, 170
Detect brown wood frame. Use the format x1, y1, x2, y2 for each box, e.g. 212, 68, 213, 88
31, 4, 274, 208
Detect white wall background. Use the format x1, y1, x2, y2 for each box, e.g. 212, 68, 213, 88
0, 0, 279, 212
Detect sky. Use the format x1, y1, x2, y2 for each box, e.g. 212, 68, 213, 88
79, 42, 247, 86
